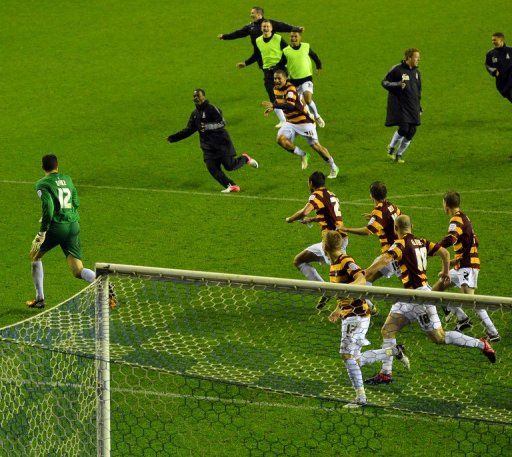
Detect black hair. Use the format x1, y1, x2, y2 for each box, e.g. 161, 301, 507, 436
370, 181, 387, 200
443, 191, 460, 208
42, 154, 58, 172
309, 171, 325, 188
194, 88, 206, 96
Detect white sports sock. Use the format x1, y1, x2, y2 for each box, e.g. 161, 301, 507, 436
293, 146, 306, 157
307, 100, 319, 118
344, 358, 364, 388
80, 268, 96, 283
298, 263, 323, 282
365, 281, 375, 310
327, 157, 336, 168
389, 131, 404, 148
381, 338, 396, 374
447, 306, 468, 321
396, 139, 411, 157
275, 109, 286, 122
31, 260, 44, 301
475, 309, 499, 336
444, 331, 483, 349
360, 348, 393, 367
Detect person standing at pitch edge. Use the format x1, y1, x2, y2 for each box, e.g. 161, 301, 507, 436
27, 154, 98, 309
283, 31, 325, 127
382, 48, 422, 163
237, 20, 289, 127
167, 89, 258, 193
485, 32, 512, 103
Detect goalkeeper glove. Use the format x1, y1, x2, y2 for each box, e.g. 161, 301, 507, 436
30, 231, 46, 258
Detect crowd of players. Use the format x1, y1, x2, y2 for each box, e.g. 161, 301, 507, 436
26, 7, 510, 407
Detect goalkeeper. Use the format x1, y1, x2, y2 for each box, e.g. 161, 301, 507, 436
26, 154, 96, 309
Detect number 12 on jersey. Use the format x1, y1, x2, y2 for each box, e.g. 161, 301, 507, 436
58, 187, 72, 209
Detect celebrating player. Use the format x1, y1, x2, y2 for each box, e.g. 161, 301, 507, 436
262, 69, 339, 177
363, 214, 496, 385
285, 171, 346, 289
167, 89, 258, 193
282, 31, 325, 127
323, 230, 409, 408
436, 191, 500, 341
27, 155, 99, 309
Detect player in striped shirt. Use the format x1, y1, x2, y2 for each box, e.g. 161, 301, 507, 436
323, 231, 409, 407
363, 214, 496, 384
436, 192, 500, 341
286, 172, 346, 285
262, 69, 339, 178
341, 182, 402, 283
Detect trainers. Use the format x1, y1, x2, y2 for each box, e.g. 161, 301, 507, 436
26, 298, 45, 309
242, 153, 259, 168
301, 152, 310, 170
395, 155, 405, 164
344, 397, 367, 408
221, 184, 241, 193
455, 317, 472, 332
387, 146, 396, 160
316, 116, 326, 128
480, 337, 496, 363
395, 344, 410, 370
316, 295, 331, 310
275, 121, 284, 129
365, 372, 392, 385
327, 165, 339, 179
487, 333, 501, 343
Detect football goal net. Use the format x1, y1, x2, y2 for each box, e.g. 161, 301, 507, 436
0, 263, 510, 456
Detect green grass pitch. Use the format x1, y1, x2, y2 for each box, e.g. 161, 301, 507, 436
1, 0, 511, 455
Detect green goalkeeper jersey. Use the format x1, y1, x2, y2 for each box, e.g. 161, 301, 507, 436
35, 172, 80, 232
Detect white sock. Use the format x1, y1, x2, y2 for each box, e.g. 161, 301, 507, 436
360, 348, 393, 367
80, 268, 96, 283
444, 331, 483, 349
327, 157, 336, 168
389, 131, 404, 148
344, 358, 364, 388
475, 309, 499, 336
293, 146, 306, 157
396, 139, 411, 157
275, 109, 286, 122
307, 101, 320, 118
447, 306, 468, 321
365, 281, 375, 310
31, 260, 44, 301
298, 263, 323, 282
381, 338, 396, 374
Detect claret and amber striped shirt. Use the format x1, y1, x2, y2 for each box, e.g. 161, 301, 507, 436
366, 200, 401, 253
273, 82, 314, 124
439, 211, 480, 270
308, 187, 345, 236
387, 233, 441, 289
329, 254, 370, 319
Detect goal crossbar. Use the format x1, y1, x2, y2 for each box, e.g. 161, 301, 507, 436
95, 263, 512, 311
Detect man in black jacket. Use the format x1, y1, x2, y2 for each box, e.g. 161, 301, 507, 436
167, 89, 258, 193
382, 48, 422, 164
485, 32, 512, 103
217, 6, 303, 69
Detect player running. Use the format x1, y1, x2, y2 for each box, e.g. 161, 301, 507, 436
363, 214, 496, 385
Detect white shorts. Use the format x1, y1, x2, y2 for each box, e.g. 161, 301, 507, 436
340, 316, 371, 355
373, 255, 401, 278
296, 81, 314, 96
277, 122, 318, 146
306, 238, 349, 265
450, 268, 478, 289
390, 286, 442, 332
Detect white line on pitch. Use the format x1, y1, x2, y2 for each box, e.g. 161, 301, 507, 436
1, 179, 510, 214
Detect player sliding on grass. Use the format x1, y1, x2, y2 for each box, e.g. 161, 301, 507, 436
167, 89, 258, 193
27, 154, 116, 309
262, 69, 339, 178
363, 214, 496, 385
323, 230, 410, 408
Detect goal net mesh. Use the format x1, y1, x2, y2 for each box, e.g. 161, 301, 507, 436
0, 264, 510, 456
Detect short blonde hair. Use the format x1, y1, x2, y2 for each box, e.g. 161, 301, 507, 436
323, 230, 342, 254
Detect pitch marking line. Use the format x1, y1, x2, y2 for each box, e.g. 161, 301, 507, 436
1, 180, 510, 215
